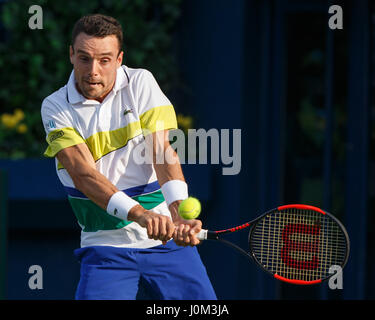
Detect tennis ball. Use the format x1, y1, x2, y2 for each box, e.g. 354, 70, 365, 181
178, 197, 201, 220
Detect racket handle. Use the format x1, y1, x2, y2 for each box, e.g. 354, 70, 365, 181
196, 229, 208, 240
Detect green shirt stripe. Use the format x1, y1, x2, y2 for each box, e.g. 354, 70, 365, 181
68, 190, 165, 232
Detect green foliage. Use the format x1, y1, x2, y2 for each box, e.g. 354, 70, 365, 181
0, 0, 182, 158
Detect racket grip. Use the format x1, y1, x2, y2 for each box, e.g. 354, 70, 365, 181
196, 229, 208, 240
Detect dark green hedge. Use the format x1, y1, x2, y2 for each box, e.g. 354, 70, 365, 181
0, 0, 182, 158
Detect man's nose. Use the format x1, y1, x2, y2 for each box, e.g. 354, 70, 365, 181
88, 59, 100, 77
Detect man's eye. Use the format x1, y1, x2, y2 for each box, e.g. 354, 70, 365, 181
101, 59, 110, 64
80, 56, 89, 62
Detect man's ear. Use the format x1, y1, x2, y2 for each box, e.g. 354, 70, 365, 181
117, 51, 124, 67
69, 45, 74, 64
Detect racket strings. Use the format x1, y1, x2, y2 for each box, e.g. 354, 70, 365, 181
250, 209, 348, 282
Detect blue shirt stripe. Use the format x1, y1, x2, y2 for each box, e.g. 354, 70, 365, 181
64, 180, 161, 199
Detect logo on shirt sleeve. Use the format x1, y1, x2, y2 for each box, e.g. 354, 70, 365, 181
48, 130, 64, 143
45, 120, 56, 130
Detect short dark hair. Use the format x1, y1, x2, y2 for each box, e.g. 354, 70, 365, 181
71, 14, 123, 53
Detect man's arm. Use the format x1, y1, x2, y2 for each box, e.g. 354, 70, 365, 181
56, 142, 116, 208
150, 130, 202, 246
56, 143, 175, 244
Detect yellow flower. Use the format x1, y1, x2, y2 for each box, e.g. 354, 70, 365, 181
1, 109, 26, 130
17, 123, 28, 134
14, 109, 25, 122
1, 113, 18, 129
177, 114, 193, 131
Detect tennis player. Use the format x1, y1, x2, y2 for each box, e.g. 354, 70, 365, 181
41, 14, 216, 300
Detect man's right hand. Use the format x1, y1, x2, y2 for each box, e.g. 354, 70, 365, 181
128, 204, 175, 245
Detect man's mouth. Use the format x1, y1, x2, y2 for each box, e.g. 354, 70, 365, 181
85, 80, 102, 87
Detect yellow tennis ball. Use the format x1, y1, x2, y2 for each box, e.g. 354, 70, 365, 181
178, 197, 201, 220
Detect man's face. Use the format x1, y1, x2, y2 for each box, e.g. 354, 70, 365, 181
70, 33, 123, 102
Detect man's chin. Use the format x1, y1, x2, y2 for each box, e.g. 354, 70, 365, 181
78, 82, 111, 101
81, 88, 104, 100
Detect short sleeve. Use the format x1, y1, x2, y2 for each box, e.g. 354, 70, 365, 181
41, 98, 85, 157
135, 70, 178, 136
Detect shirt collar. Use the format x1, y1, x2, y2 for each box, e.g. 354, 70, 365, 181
67, 66, 129, 105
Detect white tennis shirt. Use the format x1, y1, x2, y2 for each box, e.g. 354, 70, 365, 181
41, 65, 178, 248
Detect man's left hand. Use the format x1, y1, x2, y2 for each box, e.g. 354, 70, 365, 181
168, 201, 202, 247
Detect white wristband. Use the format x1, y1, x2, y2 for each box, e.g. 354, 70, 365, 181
106, 191, 139, 221
161, 180, 188, 206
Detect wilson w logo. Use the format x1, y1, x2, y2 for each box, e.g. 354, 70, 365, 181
281, 223, 321, 270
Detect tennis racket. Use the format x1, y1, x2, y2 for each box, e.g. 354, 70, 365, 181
196, 204, 350, 285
